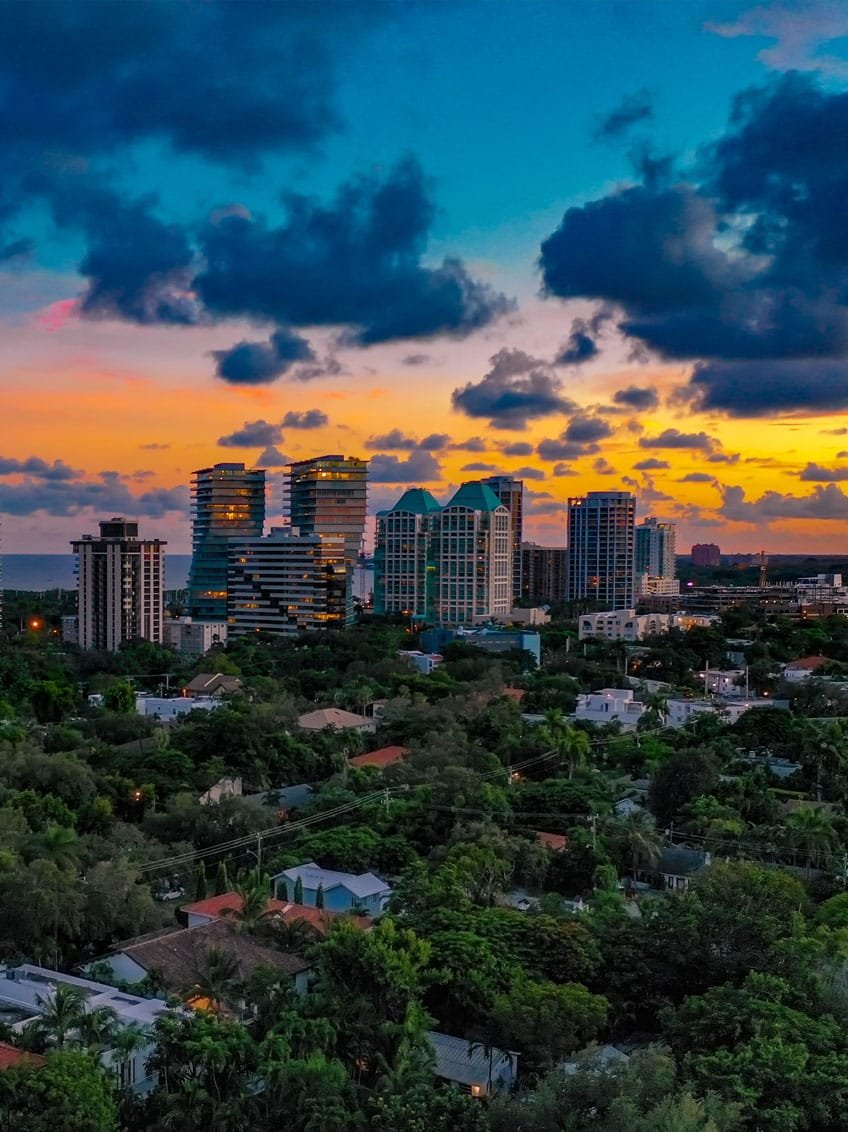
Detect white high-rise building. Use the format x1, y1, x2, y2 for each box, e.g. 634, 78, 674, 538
566, 492, 636, 608
635, 516, 678, 598
480, 475, 524, 601
434, 482, 511, 624
72, 518, 165, 651
374, 488, 441, 620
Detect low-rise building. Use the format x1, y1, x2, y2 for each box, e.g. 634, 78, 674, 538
180, 892, 371, 934
502, 607, 551, 626
182, 673, 242, 698
579, 609, 717, 642
0, 963, 168, 1093
697, 668, 747, 697
296, 707, 375, 733
135, 694, 220, 721
420, 625, 541, 667
401, 650, 444, 675
348, 745, 408, 770
575, 688, 645, 729
272, 862, 392, 916
427, 1030, 518, 1098
95, 919, 312, 1001
164, 617, 228, 656
782, 656, 831, 681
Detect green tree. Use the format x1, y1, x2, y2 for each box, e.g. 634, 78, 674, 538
190, 943, 243, 1014
606, 812, 662, 882
214, 860, 230, 895
102, 681, 136, 714
785, 807, 836, 876
487, 976, 608, 1076
539, 709, 591, 779
315, 881, 325, 910
0, 1050, 119, 1132
294, 875, 304, 904
195, 861, 208, 902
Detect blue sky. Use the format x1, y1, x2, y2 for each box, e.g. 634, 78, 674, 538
3, 0, 848, 553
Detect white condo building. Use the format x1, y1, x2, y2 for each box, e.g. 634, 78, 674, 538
566, 492, 636, 608
434, 482, 511, 624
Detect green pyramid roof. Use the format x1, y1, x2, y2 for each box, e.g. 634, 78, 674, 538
445, 481, 504, 512
387, 487, 443, 515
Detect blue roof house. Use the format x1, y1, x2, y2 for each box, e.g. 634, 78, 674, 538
273, 862, 392, 916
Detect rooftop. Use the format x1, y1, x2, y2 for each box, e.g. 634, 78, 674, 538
180, 892, 371, 934
277, 862, 391, 899
426, 1030, 515, 1088
183, 673, 243, 694
0, 1042, 46, 1071
785, 656, 830, 670
384, 487, 442, 515
118, 918, 310, 992
348, 746, 409, 770
297, 707, 371, 730
445, 481, 504, 513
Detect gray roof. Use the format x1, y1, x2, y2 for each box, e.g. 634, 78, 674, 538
276, 862, 391, 900
426, 1030, 515, 1088
657, 846, 709, 876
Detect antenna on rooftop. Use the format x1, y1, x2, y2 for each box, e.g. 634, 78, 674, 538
759, 550, 768, 589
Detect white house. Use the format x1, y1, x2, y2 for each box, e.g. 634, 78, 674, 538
782, 656, 831, 682
135, 694, 220, 721
0, 964, 169, 1093
272, 862, 392, 916
575, 689, 645, 729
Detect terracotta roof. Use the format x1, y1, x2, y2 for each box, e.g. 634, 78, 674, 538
0, 1043, 46, 1070
348, 746, 409, 769
785, 656, 829, 670
535, 831, 568, 851
119, 918, 310, 993
504, 687, 526, 702
298, 707, 371, 730
180, 892, 370, 934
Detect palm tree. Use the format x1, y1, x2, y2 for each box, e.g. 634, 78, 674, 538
607, 811, 663, 883
74, 1004, 119, 1053
191, 944, 243, 1014
539, 708, 590, 779
639, 691, 669, 731
221, 869, 273, 933
785, 807, 837, 877
111, 1023, 150, 1091
34, 983, 88, 1047
269, 915, 322, 954
26, 823, 80, 871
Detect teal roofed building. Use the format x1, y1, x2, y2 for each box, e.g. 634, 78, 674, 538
435, 482, 512, 625
374, 487, 442, 620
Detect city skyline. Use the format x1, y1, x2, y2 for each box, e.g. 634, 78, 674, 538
3, 1, 848, 554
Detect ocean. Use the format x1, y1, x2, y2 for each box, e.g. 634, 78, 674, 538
2, 554, 193, 592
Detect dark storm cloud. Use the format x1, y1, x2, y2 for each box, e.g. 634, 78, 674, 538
720, 483, 848, 522
677, 472, 717, 483
369, 451, 441, 483
218, 420, 283, 448
499, 442, 534, 457
0, 457, 79, 480
633, 458, 670, 471
452, 348, 575, 430
613, 386, 659, 411
213, 329, 315, 385
461, 462, 499, 472
595, 88, 654, 140
0, 472, 187, 518
687, 359, 848, 416
452, 438, 487, 453
198, 158, 513, 346
402, 353, 431, 366
283, 410, 329, 429
540, 72, 848, 417
535, 414, 613, 462
257, 446, 290, 467
0, 11, 511, 353
0, 1, 369, 166
366, 430, 418, 451
639, 429, 715, 450
799, 463, 848, 482
558, 325, 598, 365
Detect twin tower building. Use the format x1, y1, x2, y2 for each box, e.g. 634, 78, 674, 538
72, 459, 674, 650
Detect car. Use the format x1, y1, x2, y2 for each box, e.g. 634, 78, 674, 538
156, 885, 185, 902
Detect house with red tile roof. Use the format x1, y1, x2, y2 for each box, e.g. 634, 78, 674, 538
535, 831, 568, 851
782, 656, 831, 682
0, 1043, 45, 1071
181, 892, 371, 933
348, 746, 409, 770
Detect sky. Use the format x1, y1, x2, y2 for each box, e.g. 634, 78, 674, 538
3, 0, 848, 554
